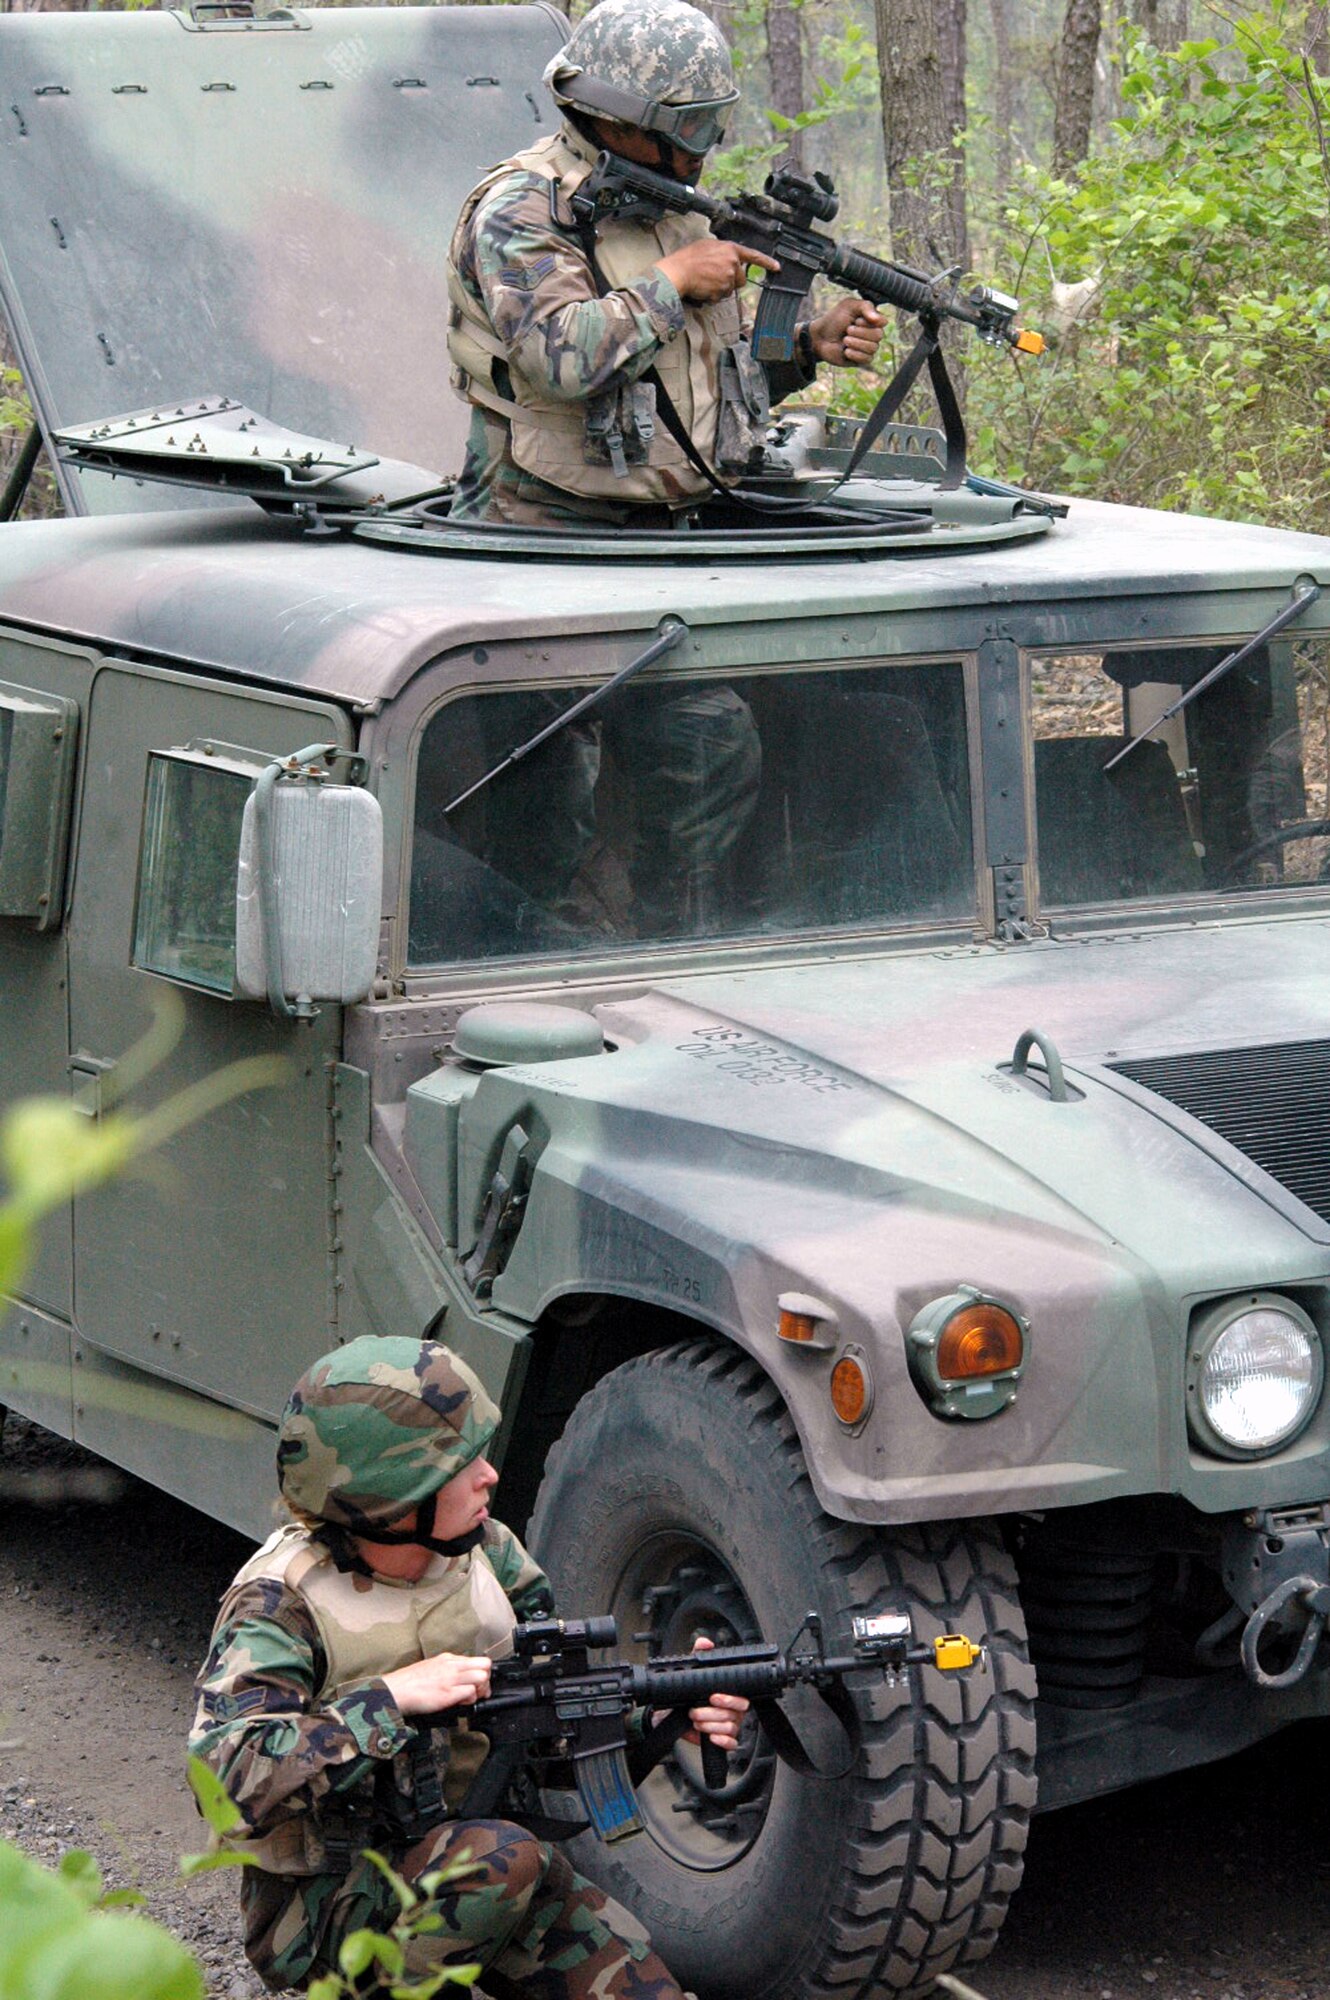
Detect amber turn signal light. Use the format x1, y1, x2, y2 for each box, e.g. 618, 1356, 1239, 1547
830, 1352, 871, 1426
936, 1302, 1024, 1380
776, 1292, 838, 1350
907, 1287, 1028, 1421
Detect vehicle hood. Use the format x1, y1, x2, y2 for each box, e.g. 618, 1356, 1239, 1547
628, 914, 1330, 1253
432, 913, 1330, 1521
497, 913, 1330, 1326
666, 911, 1330, 1081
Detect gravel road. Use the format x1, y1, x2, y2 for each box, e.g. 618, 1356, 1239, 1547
2, 1414, 1328, 2000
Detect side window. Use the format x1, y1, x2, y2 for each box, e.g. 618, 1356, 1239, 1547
1031, 640, 1330, 907
132, 751, 255, 993
408, 660, 974, 965
0, 679, 79, 930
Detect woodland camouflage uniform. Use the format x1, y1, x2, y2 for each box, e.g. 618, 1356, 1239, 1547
189, 1339, 682, 1999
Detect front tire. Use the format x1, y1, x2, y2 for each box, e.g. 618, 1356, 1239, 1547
528, 1339, 1036, 2000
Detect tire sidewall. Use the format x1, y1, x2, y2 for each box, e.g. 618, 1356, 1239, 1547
531, 1349, 859, 1996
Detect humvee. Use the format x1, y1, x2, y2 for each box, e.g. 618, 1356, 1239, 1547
3, 6, 1330, 1996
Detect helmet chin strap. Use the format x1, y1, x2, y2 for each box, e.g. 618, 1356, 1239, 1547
330, 1486, 489, 1563
566, 108, 694, 182
650, 132, 691, 178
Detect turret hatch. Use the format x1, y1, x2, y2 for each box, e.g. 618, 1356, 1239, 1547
0, 2, 563, 515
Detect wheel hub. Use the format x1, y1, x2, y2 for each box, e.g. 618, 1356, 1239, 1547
617, 1534, 777, 1870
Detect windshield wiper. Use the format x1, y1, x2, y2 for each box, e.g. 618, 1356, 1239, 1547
1102, 581, 1321, 774
443, 617, 690, 816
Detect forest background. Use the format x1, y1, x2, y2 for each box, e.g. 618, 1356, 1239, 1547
3, 0, 1330, 533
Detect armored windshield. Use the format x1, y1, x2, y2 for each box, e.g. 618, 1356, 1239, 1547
408, 659, 975, 963
1032, 638, 1330, 908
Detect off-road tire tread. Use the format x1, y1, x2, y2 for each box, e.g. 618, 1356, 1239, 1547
530, 1338, 1035, 2000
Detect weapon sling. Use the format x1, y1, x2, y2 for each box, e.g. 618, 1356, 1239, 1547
569, 204, 963, 517
633, 1667, 865, 1785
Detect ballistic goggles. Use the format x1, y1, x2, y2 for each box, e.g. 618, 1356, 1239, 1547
558, 72, 738, 155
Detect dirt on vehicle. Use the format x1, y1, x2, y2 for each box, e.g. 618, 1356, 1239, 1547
1, 1416, 1328, 2000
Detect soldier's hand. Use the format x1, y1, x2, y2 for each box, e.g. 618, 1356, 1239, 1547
686, 1634, 749, 1752
808, 297, 886, 368
382, 1652, 492, 1716
656, 238, 780, 303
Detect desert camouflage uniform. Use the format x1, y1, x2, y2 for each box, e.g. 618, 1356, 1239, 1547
190, 1339, 682, 2000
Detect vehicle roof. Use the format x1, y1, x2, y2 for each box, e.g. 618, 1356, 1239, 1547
1, 499, 1329, 709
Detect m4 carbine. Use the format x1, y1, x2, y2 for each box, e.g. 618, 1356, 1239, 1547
424, 1610, 985, 1844
570, 153, 1045, 371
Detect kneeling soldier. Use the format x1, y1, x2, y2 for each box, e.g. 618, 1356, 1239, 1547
190, 1337, 746, 1994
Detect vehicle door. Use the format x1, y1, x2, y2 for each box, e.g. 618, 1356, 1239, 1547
65, 658, 353, 1447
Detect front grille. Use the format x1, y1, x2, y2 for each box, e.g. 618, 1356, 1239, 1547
1107, 1038, 1330, 1225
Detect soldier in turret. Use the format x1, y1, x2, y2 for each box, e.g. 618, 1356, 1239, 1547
190, 1337, 746, 1995
440, 0, 886, 940
446, 0, 885, 528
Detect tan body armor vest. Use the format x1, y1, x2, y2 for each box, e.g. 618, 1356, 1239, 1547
216, 1525, 517, 1875
447, 127, 743, 505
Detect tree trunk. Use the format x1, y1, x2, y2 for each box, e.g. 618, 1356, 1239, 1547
766, 0, 806, 169
1052, 0, 1102, 178
874, 0, 967, 270
936, 0, 968, 261
988, 0, 1015, 189
1306, 4, 1330, 76
1133, 0, 1188, 48
874, 0, 968, 411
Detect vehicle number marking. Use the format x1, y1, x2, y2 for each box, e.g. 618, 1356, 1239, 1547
659, 1263, 703, 1303
675, 1026, 853, 1095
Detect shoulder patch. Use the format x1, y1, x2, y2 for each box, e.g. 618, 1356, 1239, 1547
499, 253, 558, 292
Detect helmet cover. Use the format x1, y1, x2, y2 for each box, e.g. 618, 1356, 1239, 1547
546, 0, 738, 153
276, 1336, 500, 1535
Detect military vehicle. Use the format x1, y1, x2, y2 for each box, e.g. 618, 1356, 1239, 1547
3, 6, 1330, 1997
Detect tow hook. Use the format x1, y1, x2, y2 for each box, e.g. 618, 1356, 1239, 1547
1240, 1576, 1330, 1689
1222, 1504, 1330, 1691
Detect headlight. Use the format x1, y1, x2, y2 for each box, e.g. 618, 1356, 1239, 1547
1187, 1293, 1323, 1459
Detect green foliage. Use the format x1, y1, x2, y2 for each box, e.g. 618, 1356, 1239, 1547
708, 16, 880, 192
179, 1755, 251, 1878
0, 363, 29, 440
0, 989, 286, 1299
0, 1022, 290, 1995
970, 13, 1330, 528
0, 1839, 203, 2000
305, 1849, 482, 2000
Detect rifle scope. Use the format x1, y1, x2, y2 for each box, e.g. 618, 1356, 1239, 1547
765, 165, 839, 224
512, 1615, 619, 1656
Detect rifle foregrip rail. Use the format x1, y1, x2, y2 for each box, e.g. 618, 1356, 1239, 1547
633, 1656, 791, 1703
828, 244, 935, 317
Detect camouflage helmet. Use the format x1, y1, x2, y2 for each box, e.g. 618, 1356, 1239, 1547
545, 0, 739, 158
276, 1335, 500, 1537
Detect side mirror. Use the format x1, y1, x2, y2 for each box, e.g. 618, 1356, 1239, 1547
234, 746, 383, 1018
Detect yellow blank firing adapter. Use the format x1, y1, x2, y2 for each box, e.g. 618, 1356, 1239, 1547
933, 1633, 986, 1672
1015, 328, 1046, 356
